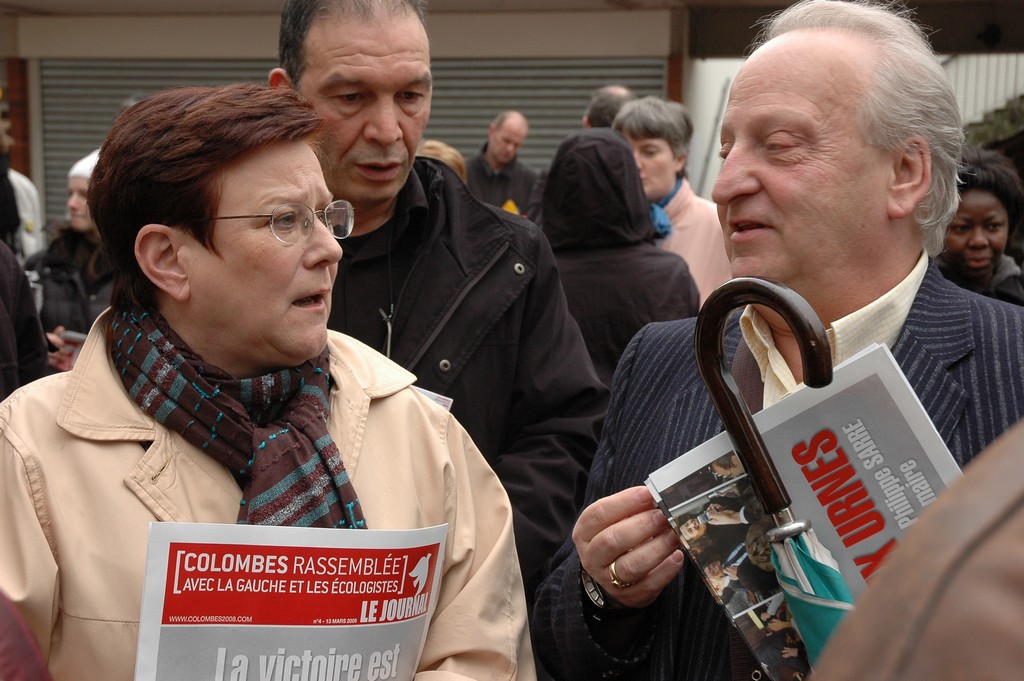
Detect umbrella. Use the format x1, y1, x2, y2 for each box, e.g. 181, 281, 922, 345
693, 277, 855, 666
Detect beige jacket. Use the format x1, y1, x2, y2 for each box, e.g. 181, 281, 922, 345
659, 179, 732, 305
0, 311, 535, 681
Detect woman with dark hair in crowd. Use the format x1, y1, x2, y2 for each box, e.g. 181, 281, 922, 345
937, 145, 1024, 305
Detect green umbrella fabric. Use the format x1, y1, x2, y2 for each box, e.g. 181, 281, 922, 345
771, 530, 855, 663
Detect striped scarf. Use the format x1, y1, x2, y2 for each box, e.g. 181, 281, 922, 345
111, 308, 366, 529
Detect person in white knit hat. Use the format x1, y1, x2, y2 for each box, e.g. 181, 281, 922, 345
23, 149, 111, 371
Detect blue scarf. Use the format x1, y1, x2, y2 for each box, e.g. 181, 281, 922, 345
649, 177, 684, 239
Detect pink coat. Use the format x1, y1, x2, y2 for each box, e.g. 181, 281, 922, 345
658, 179, 732, 304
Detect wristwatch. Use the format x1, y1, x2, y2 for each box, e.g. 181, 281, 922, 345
581, 568, 639, 624
580, 568, 609, 608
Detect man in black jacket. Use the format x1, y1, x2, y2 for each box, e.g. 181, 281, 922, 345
270, 0, 608, 608
466, 110, 538, 217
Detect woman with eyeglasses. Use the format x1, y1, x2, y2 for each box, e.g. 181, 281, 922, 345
0, 83, 533, 681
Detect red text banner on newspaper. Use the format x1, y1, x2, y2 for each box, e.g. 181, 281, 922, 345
163, 542, 438, 626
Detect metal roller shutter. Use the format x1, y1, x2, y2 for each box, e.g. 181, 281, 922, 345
427, 57, 666, 171
40, 57, 664, 220
40, 59, 276, 221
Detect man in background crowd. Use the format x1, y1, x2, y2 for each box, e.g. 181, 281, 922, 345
583, 84, 636, 129
466, 109, 537, 216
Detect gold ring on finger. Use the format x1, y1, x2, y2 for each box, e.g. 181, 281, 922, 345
608, 560, 633, 589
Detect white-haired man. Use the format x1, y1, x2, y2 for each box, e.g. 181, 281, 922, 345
532, 2, 1024, 679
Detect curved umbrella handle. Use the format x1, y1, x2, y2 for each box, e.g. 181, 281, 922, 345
694, 277, 832, 515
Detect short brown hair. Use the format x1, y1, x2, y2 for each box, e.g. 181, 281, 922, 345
89, 83, 325, 310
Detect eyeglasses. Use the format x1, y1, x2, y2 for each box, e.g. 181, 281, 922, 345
210, 199, 354, 244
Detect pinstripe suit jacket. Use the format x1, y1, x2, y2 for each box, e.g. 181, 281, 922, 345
532, 263, 1024, 681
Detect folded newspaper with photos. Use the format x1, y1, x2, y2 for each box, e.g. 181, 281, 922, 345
645, 343, 962, 680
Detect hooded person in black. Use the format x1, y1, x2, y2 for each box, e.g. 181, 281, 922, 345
543, 128, 700, 387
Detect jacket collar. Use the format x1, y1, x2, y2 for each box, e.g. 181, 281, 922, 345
411, 157, 518, 272
57, 310, 416, 443
57, 311, 156, 441
341, 169, 429, 265
890, 263, 973, 448
57, 312, 415, 523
